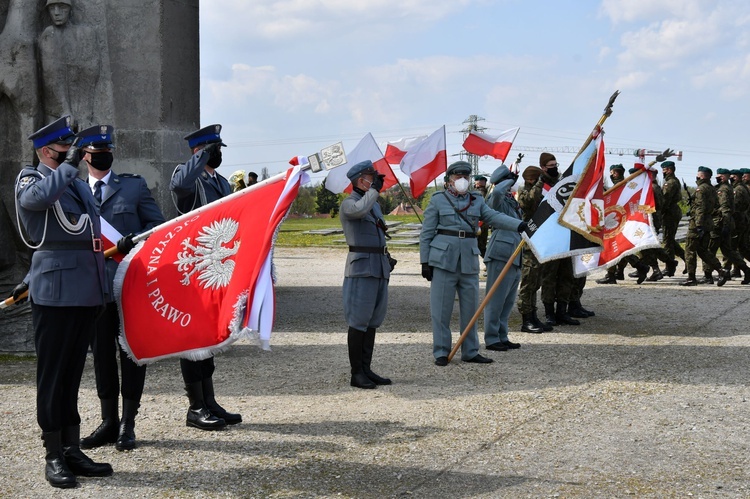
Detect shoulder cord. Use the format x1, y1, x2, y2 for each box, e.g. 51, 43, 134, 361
440, 191, 477, 233
14, 170, 93, 249
170, 165, 206, 215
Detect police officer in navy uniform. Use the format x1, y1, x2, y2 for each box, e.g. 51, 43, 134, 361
340, 160, 392, 389
15, 116, 113, 488
420, 161, 528, 366
170, 124, 241, 430
76, 125, 166, 452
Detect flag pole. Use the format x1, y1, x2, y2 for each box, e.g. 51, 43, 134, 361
447, 240, 526, 363
386, 161, 422, 224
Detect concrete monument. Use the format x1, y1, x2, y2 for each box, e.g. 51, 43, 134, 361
0, 0, 200, 351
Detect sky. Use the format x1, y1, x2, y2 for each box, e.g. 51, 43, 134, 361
200, 0, 750, 187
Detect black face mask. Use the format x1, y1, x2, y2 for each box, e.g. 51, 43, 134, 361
546, 167, 559, 178
49, 147, 67, 164
88, 152, 114, 171
696, 176, 701, 184
207, 151, 222, 169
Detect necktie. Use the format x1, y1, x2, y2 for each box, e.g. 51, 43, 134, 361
94, 180, 104, 203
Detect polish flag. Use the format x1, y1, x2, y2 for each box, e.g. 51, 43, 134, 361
100, 217, 124, 263
384, 135, 427, 165
462, 128, 519, 161
288, 156, 309, 167
325, 133, 399, 194
400, 126, 447, 198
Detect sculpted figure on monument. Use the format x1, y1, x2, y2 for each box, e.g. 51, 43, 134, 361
38, 0, 113, 126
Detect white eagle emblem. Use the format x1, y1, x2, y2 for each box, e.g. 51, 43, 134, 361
175, 218, 241, 289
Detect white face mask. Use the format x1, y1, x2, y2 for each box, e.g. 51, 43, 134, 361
453, 177, 470, 194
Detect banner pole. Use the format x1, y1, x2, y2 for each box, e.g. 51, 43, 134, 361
447, 240, 526, 362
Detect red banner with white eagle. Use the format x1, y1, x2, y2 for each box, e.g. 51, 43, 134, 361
115, 166, 307, 364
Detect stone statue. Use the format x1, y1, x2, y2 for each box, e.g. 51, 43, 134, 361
38, 0, 114, 126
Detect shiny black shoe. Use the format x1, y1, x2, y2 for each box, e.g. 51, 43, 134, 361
350, 371, 376, 389
646, 269, 663, 281
80, 420, 118, 449
364, 367, 392, 385
628, 271, 639, 278
115, 421, 136, 451
186, 407, 227, 430
62, 447, 113, 477
464, 354, 493, 364
716, 270, 729, 287
46, 453, 77, 488
595, 275, 617, 284
680, 277, 698, 286
499, 340, 521, 349
434, 356, 449, 366
486, 342, 508, 351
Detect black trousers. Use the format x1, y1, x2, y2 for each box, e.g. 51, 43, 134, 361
180, 357, 215, 384
32, 303, 99, 432
91, 301, 147, 402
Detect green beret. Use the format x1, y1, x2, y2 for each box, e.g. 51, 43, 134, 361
609, 164, 625, 172
741, 168, 750, 175
660, 161, 675, 169
628, 167, 638, 174
698, 166, 713, 176
716, 168, 730, 175
447, 161, 472, 176
730, 169, 742, 176
473, 175, 487, 182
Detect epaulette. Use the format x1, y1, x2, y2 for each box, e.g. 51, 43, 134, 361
118, 173, 142, 178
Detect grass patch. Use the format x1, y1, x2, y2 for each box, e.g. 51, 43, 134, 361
0, 354, 35, 363
277, 214, 422, 248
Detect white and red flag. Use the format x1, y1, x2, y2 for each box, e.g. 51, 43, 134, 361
573, 162, 661, 276
462, 128, 519, 162
325, 133, 398, 194
384, 135, 428, 165
115, 166, 308, 364
400, 126, 447, 198
558, 129, 607, 245
100, 217, 124, 263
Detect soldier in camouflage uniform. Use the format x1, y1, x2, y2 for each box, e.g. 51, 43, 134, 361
659, 161, 685, 275
516, 166, 549, 333
726, 169, 750, 275
703, 168, 750, 284
681, 167, 730, 286
636, 167, 673, 281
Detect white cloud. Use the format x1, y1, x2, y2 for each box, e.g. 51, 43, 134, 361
599, 0, 704, 24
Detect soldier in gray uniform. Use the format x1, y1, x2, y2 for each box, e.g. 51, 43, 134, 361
15, 116, 113, 488
170, 124, 241, 430
420, 161, 527, 366
483, 164, 523, 351
340, 160, 392, 389
681, 167, 730, 286
76, 125, 166, 452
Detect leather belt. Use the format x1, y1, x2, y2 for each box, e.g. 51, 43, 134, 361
37, 239, 103, 252
436, 229, 476, 239
348, 245, 387, 254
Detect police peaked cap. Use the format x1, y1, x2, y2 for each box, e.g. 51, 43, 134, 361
660, 160, 675, 169
346, 160, 376, 181
489, 165, 510, 185
46, 0, 72, 6
28, 115, 76, 149
698, 166, 713, 176
446, 161, 472, 176
609, 164, 625, 172
76, 125, 115, 151
716, 168, 730, 175
184, 124, 227, 149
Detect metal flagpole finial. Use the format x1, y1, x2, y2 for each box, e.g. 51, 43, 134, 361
603, 90, 620, 118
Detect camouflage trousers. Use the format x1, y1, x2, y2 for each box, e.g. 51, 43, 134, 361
661, 214, 685, 262
516, 250, 541, 314
685, 229, 723, 275
541, 257, 574, 305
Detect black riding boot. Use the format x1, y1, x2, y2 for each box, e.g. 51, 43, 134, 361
185, 381, 226, 430
42, 431, 76, 488
363, 327, 391, 385
80, 398, 118, 449
115, 399, 139, 451
203, 377, 242, 424
62, 425, 113, 477
348, 327, 375, 389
